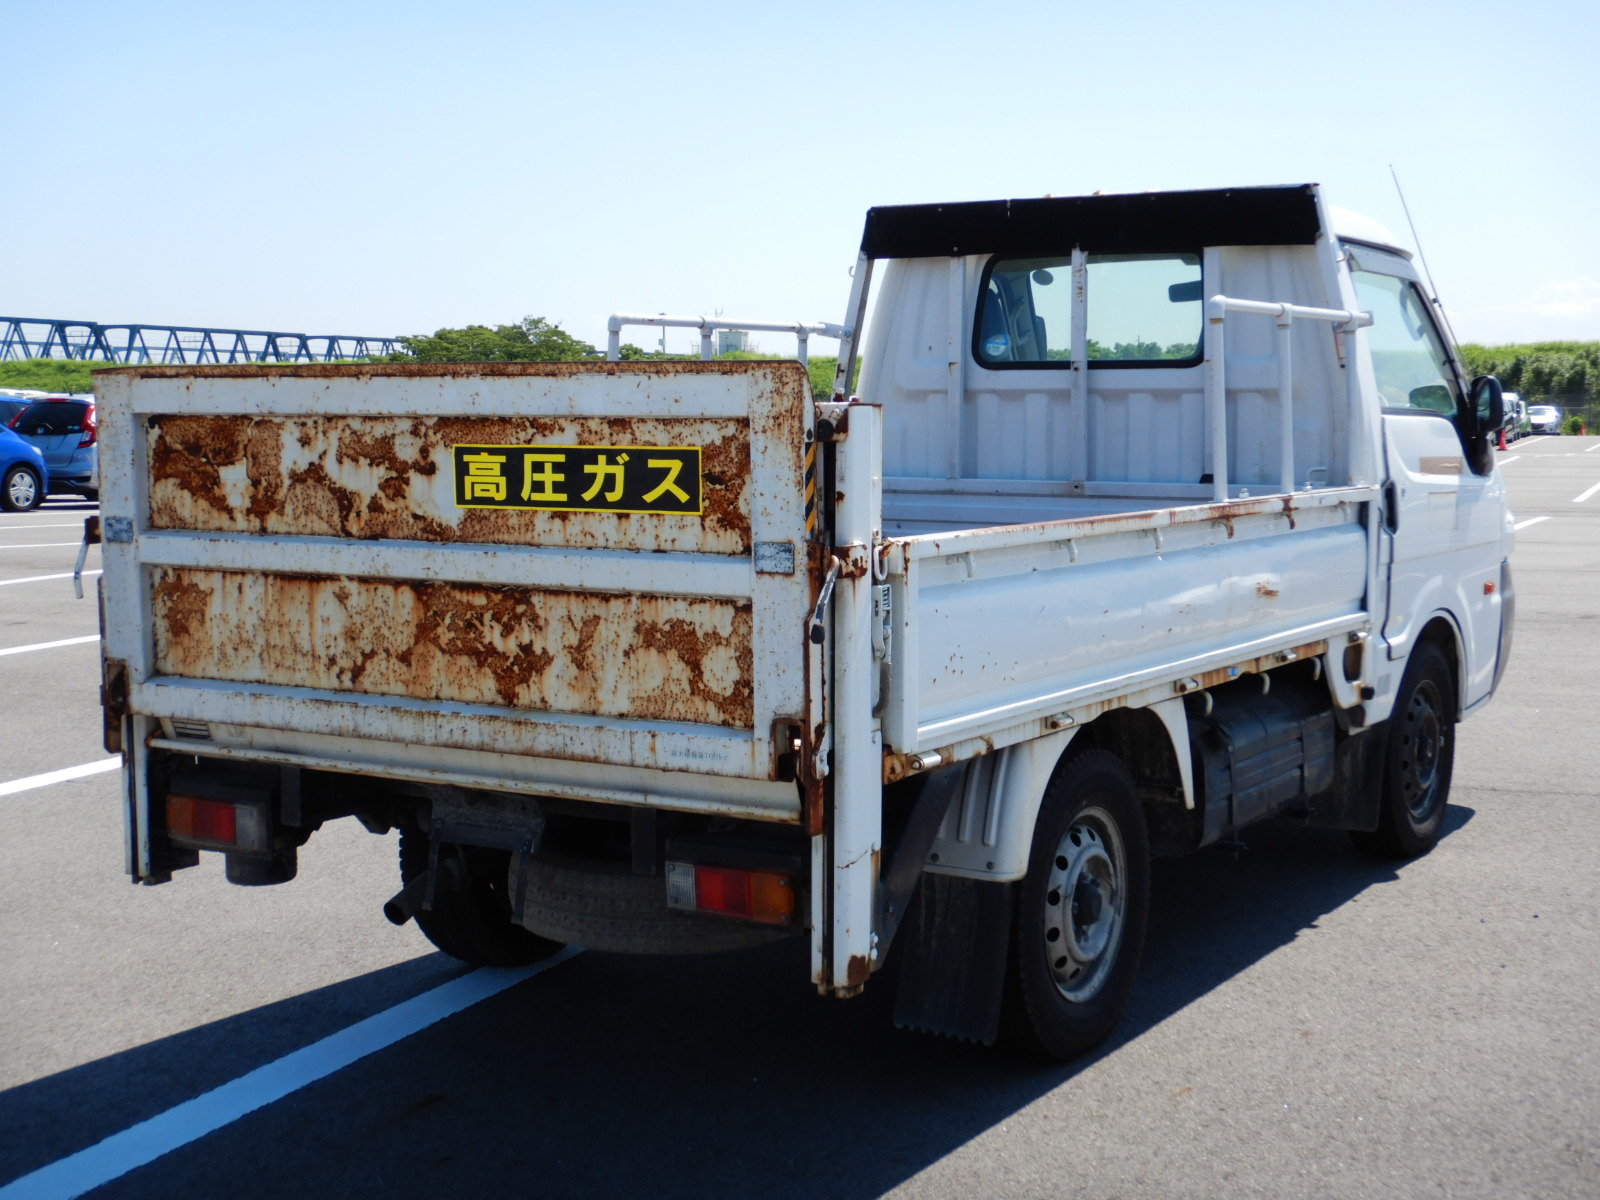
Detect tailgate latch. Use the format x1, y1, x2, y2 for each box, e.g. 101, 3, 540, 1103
872, 585, 892, 663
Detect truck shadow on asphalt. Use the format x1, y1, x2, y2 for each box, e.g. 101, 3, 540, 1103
1, 808, 1474, 1199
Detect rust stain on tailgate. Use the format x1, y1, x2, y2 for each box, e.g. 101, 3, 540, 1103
151, 568, 755, 729
149, 414, 752, 554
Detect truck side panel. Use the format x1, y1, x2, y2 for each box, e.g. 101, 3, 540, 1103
885, 493, 1371, 753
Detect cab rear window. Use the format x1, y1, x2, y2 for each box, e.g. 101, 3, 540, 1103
976, 253, 1203, 368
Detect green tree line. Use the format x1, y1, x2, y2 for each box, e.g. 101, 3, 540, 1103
383, 315, 854, 398
1459, 341, 1600, 403
0, 315, 859, 399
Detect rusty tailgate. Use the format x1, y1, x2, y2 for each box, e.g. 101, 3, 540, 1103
102, 361, 819, 802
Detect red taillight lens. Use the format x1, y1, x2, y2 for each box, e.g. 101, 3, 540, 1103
166, 793, 269, 850
695, 866, 752, 917
168, 794, 237, 844
666, 861, 796, 925
78, 407, 97, 448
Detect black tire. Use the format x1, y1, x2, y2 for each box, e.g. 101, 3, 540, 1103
1003, 748, 1150, 1061
1353, 640, 1456, 858
1, 465, 43, 512
398, 828, 563, 967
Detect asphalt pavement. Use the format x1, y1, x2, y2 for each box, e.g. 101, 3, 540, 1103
1, 442, 1597, 1200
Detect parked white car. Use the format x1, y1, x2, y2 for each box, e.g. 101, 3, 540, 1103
1528, 404, 1563, 435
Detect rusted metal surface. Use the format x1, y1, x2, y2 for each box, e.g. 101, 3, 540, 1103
845, 953, 873, 988
798, 540, 830, 833
103, 359, 796, 383
151, 567, 754, 729
1171, 640, 1329, 695
882, 639, 1336, 782
147, 414, 752, 555
101, 657, 127, 754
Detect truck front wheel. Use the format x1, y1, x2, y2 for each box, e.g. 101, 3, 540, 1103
1004, 748, 1150, 1061
398, 829, 564, 967
1353, 639, 1456, 858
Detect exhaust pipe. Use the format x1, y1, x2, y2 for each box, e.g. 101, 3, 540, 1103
382, 855, 470, 926
383, 871, 432, 926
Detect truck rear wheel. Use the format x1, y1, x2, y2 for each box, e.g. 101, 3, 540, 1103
1003, 748, 1150, 1061
1353, 640, 1456, 859
398, 829, 564, 968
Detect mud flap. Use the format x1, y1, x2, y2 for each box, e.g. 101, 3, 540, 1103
1303, 721, 1386, 833
892, 873, 1015, 1045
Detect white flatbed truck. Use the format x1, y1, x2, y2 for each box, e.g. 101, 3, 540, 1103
90, 184, 1513, 1058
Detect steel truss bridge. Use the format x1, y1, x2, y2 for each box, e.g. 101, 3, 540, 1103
1, 316, 402, 364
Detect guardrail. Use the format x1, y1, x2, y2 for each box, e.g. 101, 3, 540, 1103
1, 316, 402, 364
605, 313, 849, 366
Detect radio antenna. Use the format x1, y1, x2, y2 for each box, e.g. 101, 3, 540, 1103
1389, 165, 1459, 344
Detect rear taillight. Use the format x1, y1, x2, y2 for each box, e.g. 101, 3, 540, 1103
666, 861, 796, 925
78, 407, 97, 448
167, 793, 271, 852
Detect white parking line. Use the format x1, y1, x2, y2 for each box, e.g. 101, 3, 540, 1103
1514, 516, 1551, 531
0, 570, 101, 588
0, 522, 95, 530
0, 542, 84, 550
1588, 444, 1600, 453
0, 949, 584, 1200
0, 635, 99, 658
1497, 456, 1521, 466
0, 758, 120, 797
1574, 481, 1600, 504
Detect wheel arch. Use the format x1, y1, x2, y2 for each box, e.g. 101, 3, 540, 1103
1067, 704, 1192, 856
923, 701, 1192, 880
1414, 613, 1464, 719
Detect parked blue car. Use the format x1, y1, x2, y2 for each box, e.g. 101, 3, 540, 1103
0, 423, 50, 511
8, 396, 97, 501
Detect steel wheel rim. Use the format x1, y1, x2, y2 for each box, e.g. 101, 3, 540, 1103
1043, 804, 1126, 1003
7, 470, 36, 508
1400, 678, 1446, 820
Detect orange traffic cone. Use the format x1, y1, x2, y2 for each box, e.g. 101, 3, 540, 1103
1497, 428, 1507, 450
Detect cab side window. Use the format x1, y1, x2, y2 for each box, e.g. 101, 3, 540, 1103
1351, 271, 1460, 416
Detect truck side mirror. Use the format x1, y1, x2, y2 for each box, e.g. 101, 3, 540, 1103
1470, 375, 1504, 437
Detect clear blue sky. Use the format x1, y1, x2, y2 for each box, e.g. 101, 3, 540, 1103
4, 0, 1596, 354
